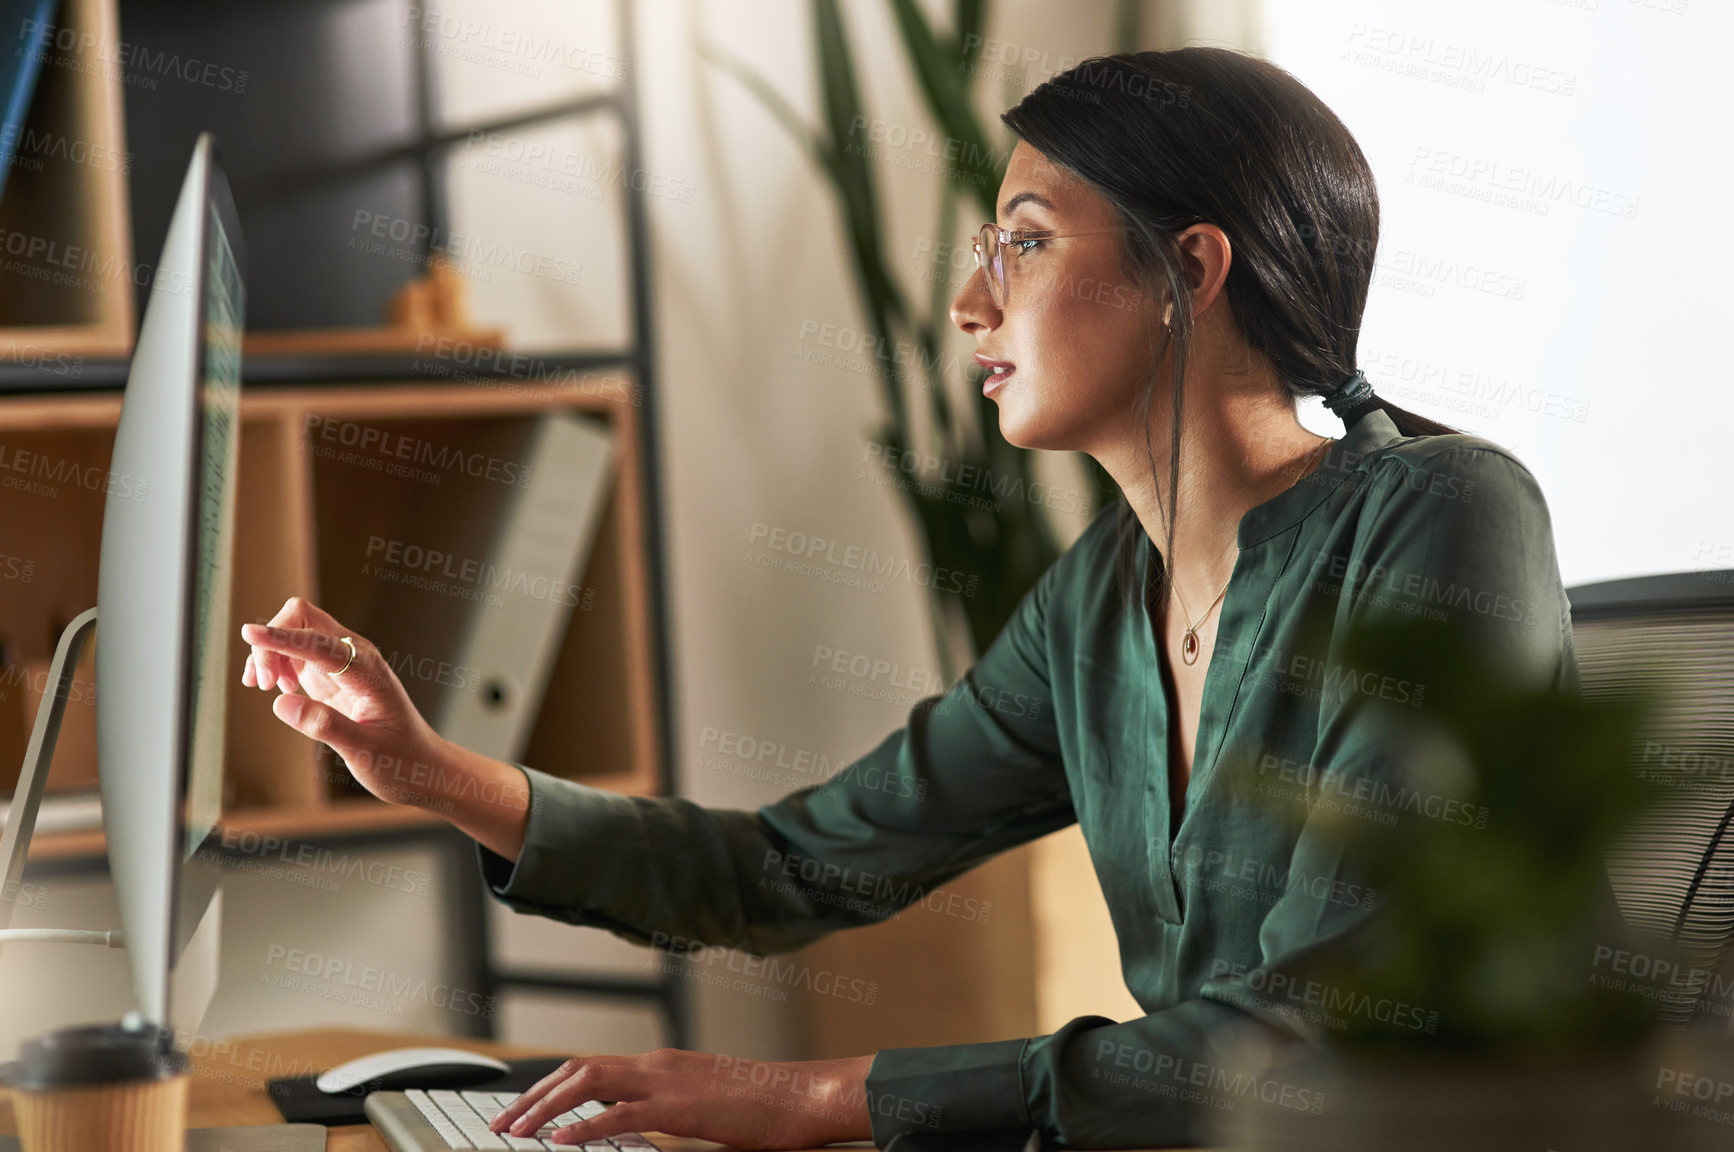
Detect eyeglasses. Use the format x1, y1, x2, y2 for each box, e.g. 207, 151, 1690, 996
972, 222, 1129, 309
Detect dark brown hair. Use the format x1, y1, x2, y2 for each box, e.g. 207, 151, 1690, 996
1001, 48, 1455, 610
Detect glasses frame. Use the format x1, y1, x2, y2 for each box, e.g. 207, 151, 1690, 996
972, 222, 1130, 309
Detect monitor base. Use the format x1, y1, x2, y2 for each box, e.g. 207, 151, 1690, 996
0, 607, 98, 945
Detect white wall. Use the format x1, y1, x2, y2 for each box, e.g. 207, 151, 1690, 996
1262, 0, 1732, 586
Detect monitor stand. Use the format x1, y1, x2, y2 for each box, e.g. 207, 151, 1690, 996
0, 606, 99, 942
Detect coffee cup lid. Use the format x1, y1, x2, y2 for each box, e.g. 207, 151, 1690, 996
2, 1021, 189, 1091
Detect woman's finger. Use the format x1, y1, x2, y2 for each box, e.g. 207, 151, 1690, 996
241, 623, 355, 681
290, 596, 347, 636
489, 1058, 589, 1134
507, 1063, 647, 1139
270, 691, 367, 759
244, 641, 274, 691
549, 1100, 656, 1146
245, 649, 280, 694
253, 597, 353, 687
255, 601, 311, 688
262, 594, 347, 637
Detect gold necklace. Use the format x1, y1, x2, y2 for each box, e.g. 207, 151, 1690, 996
1167, 435, 1333, 666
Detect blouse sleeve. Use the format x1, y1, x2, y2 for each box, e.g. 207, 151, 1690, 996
472, 548, 1075, 957
863, 444, 1579, 1147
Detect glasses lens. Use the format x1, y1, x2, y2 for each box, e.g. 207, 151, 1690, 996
978, 224, 1005, 307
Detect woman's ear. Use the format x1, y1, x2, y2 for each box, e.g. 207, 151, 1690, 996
1174, 223, 1233, 318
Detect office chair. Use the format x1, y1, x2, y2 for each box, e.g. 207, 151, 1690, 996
1571, 570, 1734, 1030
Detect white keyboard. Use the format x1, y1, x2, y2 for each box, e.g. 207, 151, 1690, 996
391, 1089, 657, 1151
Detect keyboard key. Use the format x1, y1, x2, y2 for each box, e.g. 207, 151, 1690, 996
399, 1090, 651, 1152
407, 1089, 478, 1150
429, 1090, 508, 1150
462, 1090, 508, 1113
454, 1121, 508, 1150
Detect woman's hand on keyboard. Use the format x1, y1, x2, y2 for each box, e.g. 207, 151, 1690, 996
488, 1047, 877, 1149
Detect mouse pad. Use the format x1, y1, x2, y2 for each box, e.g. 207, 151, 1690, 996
269, 1056, 570, 1126
0, 1126, 325, 1152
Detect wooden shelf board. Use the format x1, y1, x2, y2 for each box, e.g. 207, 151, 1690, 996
242, 328, 505, 358
0, 327, 132, 360
0, 377, 640, 429
23, 770, 655, 866
0, 391, 124, 429
243, 379, 638, 420
24, 800, 444, 865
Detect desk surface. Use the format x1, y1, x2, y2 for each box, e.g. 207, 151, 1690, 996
0, 1028, 1193, 1152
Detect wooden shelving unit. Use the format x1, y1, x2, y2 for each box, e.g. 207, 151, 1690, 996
1, 0, 684, 1045
0, 379, 661, 818
0, 0, 134, 362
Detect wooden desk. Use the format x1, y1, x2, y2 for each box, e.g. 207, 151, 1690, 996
0, 1028, 1193, 1151
0, 1029, 721, 1152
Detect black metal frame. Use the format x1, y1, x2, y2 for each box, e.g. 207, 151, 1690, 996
8, 0, 688, 1048
1567, 569, 1734, 621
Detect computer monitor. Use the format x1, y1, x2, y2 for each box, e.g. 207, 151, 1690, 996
96, 130, 245, 1035
0, 132, 244, 1040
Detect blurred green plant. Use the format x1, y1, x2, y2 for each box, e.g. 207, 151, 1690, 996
1235, 615, 1669, 1054
700, 0, 1127, 679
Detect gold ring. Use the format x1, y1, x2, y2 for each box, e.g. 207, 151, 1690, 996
332, 636, 358, 678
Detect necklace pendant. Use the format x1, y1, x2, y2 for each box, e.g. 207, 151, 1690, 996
1181, 630, 1200, 665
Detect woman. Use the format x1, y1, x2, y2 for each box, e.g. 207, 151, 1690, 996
240, 49, 1575, 1149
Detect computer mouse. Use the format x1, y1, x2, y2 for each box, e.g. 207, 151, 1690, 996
314, 1046, 512, 1094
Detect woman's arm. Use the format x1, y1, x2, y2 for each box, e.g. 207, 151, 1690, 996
410, 737, 536, 862
242, 526, 1074, 956
461, 547, 1075, 955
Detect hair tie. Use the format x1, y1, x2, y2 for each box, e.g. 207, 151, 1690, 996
1322, 369, 1375, 417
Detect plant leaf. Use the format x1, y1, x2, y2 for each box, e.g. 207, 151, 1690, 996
888, 0, 1002, 217
813, 1, 910, 324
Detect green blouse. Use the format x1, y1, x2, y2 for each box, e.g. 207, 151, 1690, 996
474, 408, 1577, 1147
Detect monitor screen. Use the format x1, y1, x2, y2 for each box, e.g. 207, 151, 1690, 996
91, 133, 242, 1031
184, 202, 243, 859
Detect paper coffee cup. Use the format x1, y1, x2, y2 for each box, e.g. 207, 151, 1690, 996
4, 1021, 189, 1152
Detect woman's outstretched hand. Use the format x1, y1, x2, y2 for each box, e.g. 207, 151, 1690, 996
241, 596, 535, 861
239, 596, 446, 807
487, 1048, 876, 1149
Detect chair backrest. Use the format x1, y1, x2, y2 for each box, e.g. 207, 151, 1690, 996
1571, 570, 1734, 1028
